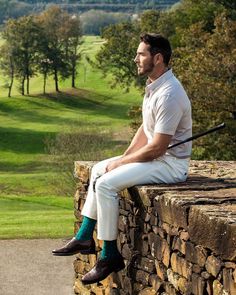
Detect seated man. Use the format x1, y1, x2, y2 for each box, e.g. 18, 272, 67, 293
52, 33, 192, 285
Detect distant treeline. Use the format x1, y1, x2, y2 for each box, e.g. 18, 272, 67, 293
0, 0, 179, 25
15, 0, 178, 5
60, 2, 178, 13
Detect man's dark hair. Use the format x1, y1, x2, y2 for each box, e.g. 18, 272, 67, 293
140, 33, 172, 65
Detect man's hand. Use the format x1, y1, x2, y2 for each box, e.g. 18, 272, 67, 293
105, 133, 172, 172
105, 158, 122, 173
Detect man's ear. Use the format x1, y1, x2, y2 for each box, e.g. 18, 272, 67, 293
154, 53, 163, 65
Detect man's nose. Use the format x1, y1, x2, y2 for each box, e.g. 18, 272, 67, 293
134, 55, 139, 63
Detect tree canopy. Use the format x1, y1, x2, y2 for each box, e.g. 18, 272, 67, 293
96, 0, 236, 160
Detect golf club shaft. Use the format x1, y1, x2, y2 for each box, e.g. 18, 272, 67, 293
168, 122, 225, 149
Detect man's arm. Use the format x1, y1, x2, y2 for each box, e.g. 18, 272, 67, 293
106, 132, 172, 172
123, 124, 148, 156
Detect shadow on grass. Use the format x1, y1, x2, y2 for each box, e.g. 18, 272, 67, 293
0, 127, 56, 154
0, 89, 130, 127
0, 89, 132, 176
36, 88, 129, 120
0, 99, 90, 127
0, 125, 128, 155
0, 160, 56, 173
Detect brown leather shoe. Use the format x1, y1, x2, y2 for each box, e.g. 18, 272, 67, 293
81, 254, 125, 285
52, 238, 96, 256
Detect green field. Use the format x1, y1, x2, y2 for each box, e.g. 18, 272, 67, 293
0, 196, 74, 238
0, 36, 142, 239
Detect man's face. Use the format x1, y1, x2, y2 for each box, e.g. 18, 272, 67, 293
134, 42, 155, 76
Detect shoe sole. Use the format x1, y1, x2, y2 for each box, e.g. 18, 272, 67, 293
52, 248, 96, 256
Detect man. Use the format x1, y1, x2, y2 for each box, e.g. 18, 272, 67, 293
52, 33, 192, 285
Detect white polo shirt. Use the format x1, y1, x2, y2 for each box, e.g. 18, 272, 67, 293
142, 69, 192, 159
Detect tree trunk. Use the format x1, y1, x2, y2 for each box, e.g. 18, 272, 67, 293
8, 66, 14, 98
43, 72, 47, 95
27, 75, 30, 95
21, 76, 25, 96
72, 62, 76, 88
71, 45, 78, 88
54, 68, 59, 92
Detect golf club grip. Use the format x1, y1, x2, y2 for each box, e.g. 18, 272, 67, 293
168, 123, 225, 149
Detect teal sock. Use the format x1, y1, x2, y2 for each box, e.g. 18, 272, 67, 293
100, 240, 120, 260
75, 216, 96, 241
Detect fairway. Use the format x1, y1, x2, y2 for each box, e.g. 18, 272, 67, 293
0, 36, 142, 239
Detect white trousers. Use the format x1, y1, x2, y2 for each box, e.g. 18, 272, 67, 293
81, 155, 190, 241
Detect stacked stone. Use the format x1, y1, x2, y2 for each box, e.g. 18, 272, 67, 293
73, 161, 236, 295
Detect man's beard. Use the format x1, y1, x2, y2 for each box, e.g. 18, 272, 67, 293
137, 60, 155, 76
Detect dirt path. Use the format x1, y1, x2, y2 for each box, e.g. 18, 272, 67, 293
0, 239, 75, 295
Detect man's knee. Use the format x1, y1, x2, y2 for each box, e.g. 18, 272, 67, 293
95, 176, 118, 198
91, 161, 104, 179
95, 177, 108, 193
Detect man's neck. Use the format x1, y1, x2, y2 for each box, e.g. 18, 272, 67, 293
148, 67, 169, 83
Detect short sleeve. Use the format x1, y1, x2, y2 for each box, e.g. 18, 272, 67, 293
154, 95, 183, 135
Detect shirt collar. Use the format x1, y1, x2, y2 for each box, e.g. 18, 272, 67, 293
145, 68, 173, 96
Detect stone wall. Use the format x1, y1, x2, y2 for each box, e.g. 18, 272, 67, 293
73, 161, 236, 295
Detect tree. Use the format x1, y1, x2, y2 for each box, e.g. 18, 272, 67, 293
36, 10, 82, 93
36, 6, 71, 92
213, 0, 236, 10
37, 57, 53, 95
2, 15, 41, 95
0, 43, 15, 97
96, 22, 141, 91
155, 0, 224, 47
36, 6, 82, 92
58, 14, 82, 88
139, 9, 160, 33
173, 12, 236, 159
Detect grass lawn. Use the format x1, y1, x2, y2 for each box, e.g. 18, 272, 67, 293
0, 195, 74, 239
0, 35, 142, 239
